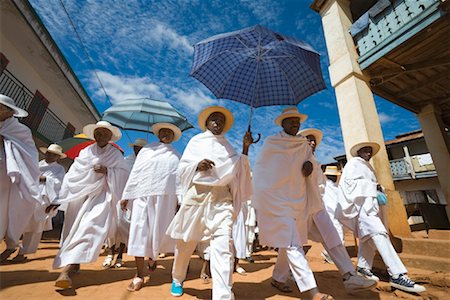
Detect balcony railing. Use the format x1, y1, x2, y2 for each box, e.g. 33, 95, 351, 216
0, 69, 73, 143
389, 154, 437, 180
353, 0, 444, 69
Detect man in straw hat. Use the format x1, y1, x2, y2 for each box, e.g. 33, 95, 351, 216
52, 121, 129, 289
0, 94, 41, 262
13, 144, 67, 262
101, 137, 147, 270
337, 141, 426, 293
299, 128, 375, 293
120, 123, 182, 291
253, 107, 334, 299
166, 106, 253, 299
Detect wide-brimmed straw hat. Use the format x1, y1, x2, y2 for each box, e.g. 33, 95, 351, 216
128, 138, 147, 148
83, 121, 122, 142
0, 94, 28, 118
324, 165, 341, 176
350, 141, 380, 157
274, 107, 308, 126
198, 106, 234, 133
39, 143, 67, 159
298, 128, 323, 147
151, 122, 182, 142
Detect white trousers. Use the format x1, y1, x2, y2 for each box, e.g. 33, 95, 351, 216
272, 246, 317, 292
172, 234, 234, 300
357, 233, 407, 276
19, 232, 43, 255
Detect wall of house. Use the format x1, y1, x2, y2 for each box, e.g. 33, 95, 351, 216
395, 177, 446, 205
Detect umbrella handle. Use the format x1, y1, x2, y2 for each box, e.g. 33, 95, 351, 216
253, 133, 261, 143
247, 124, 261, 144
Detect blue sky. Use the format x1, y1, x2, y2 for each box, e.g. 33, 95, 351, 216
29, 0, 420, 164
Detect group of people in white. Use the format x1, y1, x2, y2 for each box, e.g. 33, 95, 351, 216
0, 93, 426, 300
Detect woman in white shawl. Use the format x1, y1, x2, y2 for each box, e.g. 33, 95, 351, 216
53, 121, 129, 289
13, 144, 66, 262
337, 142, 425, 294
0, 95, 41, 262
167, 106, 253, 299
120, 123, 182, 292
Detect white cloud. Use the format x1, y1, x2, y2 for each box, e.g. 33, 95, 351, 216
170, 88, 215, 114
378, 112, 394, 124
91, 71, 165, 104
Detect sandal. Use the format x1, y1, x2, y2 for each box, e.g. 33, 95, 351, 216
200, 273, 210, 284
271, 278, 293, 293
312, 293, 334, 300
235, 266, 247, 276
102, 254, 114, 269
11, 254, 28, 263
55, 273, 72, 289
127, 277, 144, 292
148, 260, 157, 272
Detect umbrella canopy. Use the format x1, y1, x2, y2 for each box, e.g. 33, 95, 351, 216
101, 98, 193, 133
58, 133, 124, 160
190, 25, 326, 108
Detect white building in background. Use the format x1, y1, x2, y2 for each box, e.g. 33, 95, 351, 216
0, 0, 100, 164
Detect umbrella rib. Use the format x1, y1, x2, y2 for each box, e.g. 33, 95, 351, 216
270, 58, 297, 104
235, 36, 250, 49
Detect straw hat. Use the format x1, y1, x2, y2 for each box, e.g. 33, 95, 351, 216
323, 165, 341, 176
274, 107, 308, 126
152, 122, 182, 142
350, 141, 380, 157
128, 138, 147, 148
0, 94, 28, 118
198, 106, 234, 133
298, 128, 323, 147
39, 143, 67, 159
83, 121, 122, 142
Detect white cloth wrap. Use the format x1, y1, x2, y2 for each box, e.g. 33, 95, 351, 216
167, 130, 252, 242
253, 131, 323, 248
53, 144, 128, 268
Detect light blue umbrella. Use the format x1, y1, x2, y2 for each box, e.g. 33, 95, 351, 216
101, 98, 193, 133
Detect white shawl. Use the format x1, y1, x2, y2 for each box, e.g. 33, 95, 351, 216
122, 142, 181, 200
337, 157, 378, 219
55, 143, 129, 205
0, 117, 41, 204
38, 160, 65, 204
253, 131, 323, 219
177, 130, 251, 213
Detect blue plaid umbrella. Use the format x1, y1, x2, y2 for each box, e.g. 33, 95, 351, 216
102, 98, 193, 133
190, 24, 326, 113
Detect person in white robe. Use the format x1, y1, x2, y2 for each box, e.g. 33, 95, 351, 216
13, 144, 66, 262
0, 94, 41, 262
299, 128, 375, 294
166, 106, 253, 299
337, 141, 426, 294
102, 138, 146, 269
52, 121, 128, 289
244, 199, 257, 261
232, 201, 249, 275
120, 123, 182, 292
321, 166, 344, 244
253, 107, 332, 300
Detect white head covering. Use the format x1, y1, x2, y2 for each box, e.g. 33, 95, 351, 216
83, 121, 122, 142
274, 107, 307, 126
39, 143, 67, 159
0, 94, 28, 117
350, 141, 380, 157
128, 138, 147, 148
151, 122, 182, 142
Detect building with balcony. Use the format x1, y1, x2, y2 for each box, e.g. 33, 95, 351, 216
1, 0, 100, 166
310, 0, 450, 236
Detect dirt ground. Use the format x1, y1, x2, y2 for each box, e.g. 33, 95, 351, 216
0, 233, 448, 300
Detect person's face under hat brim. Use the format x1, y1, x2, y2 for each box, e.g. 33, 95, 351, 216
198, 106, 234, 134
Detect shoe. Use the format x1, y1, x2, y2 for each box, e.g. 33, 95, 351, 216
390, 274, 426, 293
55, 273, 72, 289
115, 258, 123, 268
127, 277, 144, 292
235, 266, 247, 276
245, 256, 255, 263
171, 281, 183, 297
11, 254, 28, 263
158, 253, 166, 258
102, 254, 114, 269
343, 274, 377, 294
357, 267, 380, 282
271, 278, 293, 293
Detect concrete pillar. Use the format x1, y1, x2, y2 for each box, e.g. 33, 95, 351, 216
417, 104, 450, 222
315, 0, 411, 237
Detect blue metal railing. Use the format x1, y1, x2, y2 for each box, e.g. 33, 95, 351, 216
353, 0, 444, 69
0, 69, 71, 143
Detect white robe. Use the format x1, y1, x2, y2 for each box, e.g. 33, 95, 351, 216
52, 144, 128, 268
167, 130, 252, 242
336, 157, 386, 240
24, 160, 65, 234
253, 131, 323, 248
0, 117, 41, 248
122, 142, 181, 258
